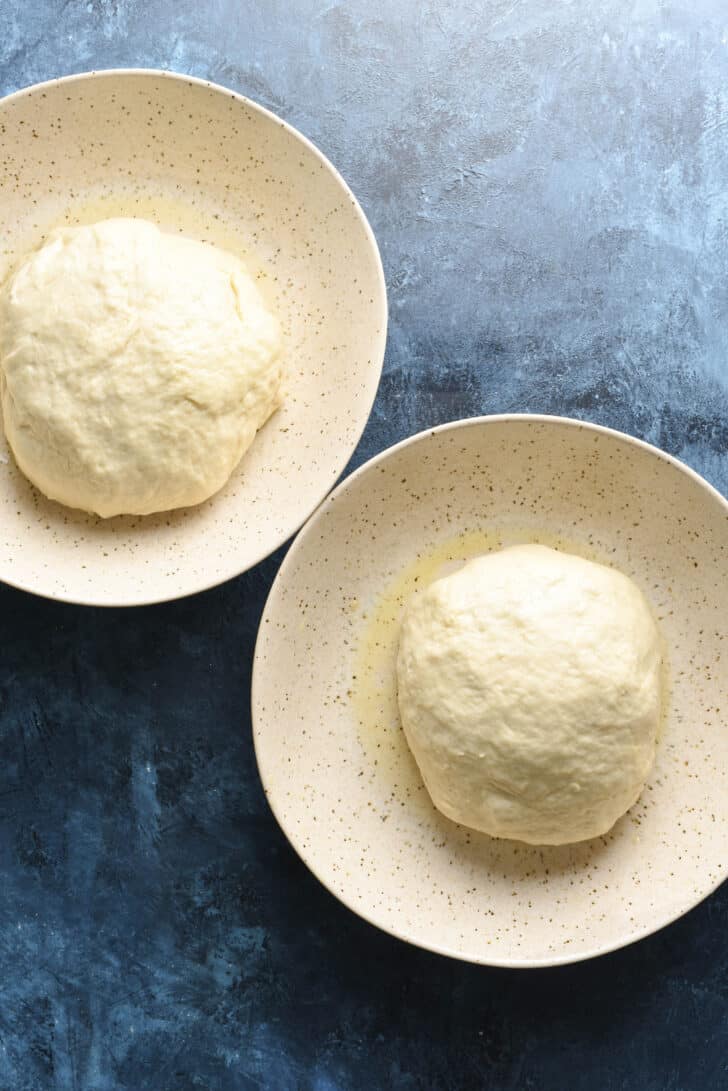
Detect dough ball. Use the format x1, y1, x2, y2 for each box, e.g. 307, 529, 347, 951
0, 218, 282, 517
396, 544, 662, 845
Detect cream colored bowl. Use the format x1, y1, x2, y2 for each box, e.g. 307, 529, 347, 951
252, 415, 728, 967
0, 70, 386, 605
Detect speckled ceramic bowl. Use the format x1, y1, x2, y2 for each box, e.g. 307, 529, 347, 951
0, 70, 386, 605
252, 414, 728, 967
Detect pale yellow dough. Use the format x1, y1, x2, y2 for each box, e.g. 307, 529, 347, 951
0, 218, 282, 516
396, 544, 662, 845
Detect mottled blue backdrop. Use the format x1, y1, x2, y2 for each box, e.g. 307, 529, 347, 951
1, 2, 727, 1089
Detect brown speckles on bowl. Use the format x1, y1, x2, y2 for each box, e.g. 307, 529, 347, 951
252, 414, 728, 967
0, 69, 386, 605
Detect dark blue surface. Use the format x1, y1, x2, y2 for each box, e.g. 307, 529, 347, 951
1, 2, 727, 1088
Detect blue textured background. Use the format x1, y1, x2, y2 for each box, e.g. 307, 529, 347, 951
1, 2, 727, 1088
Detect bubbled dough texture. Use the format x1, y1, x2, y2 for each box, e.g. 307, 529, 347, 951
0, 218, 282, 517
396, 544, 662, 845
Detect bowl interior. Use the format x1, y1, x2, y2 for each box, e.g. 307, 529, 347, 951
0, 70, 385, 604
253, 416, 728, 966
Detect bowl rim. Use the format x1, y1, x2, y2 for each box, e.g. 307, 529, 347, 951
0, 67, 388, 607
252, 412, 728, 968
